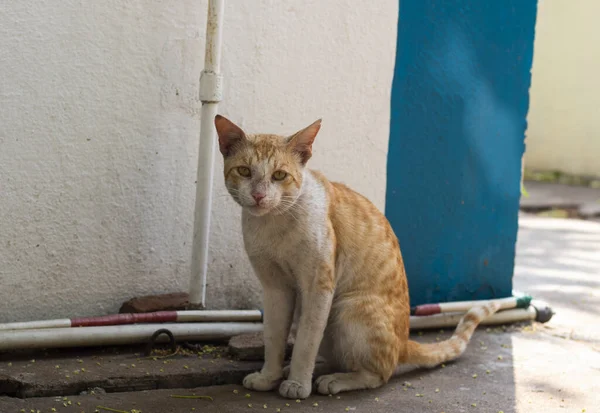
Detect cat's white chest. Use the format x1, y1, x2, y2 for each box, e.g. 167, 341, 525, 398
242, 206, 321, 263
242, 214, 297, 259
241, 177, 330, 277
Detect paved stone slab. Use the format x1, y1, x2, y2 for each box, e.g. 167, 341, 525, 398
0, 345, 261, 398
521, 181, 600, 211
228, 333, 294, 361
228, 332, 265, 361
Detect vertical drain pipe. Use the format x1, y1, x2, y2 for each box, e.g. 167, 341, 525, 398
189, 0, 225, 309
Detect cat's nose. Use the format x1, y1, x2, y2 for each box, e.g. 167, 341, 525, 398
252, 192, 266, 204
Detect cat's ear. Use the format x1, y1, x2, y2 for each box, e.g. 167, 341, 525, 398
214, 115, 246, 157
287, 119, 322, 164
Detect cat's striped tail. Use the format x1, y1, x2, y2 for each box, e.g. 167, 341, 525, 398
403, 301, 501, 368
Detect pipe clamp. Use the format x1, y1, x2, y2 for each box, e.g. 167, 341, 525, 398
199, 71, 223, 103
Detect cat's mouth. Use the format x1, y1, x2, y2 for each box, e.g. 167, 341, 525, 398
246, 204, 272, 216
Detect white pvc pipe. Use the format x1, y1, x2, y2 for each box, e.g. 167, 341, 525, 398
0, 319, 72, 331
436, 297, 519, 313
0, 323, 262, 351
189, 0, 226, 308
177, 310, 262, 322
409, 307, 537, 330
411, 296, 531, 316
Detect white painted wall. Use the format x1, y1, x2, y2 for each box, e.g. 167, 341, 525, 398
0, 1, 397, 322
526, 0, 600, 177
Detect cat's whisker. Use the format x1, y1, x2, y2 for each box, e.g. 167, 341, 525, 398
277, 204, 309, 221
273, 204, 303, 226
279, 199, 309, 214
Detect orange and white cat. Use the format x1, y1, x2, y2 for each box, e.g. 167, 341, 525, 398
215, 115, 500, 399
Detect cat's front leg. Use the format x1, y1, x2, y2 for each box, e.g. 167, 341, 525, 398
243, 260, 295, 392
279, 264, 334, 399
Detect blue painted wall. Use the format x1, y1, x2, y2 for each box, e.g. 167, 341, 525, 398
386, 0, 538, 306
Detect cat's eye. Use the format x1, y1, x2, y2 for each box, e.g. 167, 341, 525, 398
272, 170, 287, 181
237, 166, 251, 177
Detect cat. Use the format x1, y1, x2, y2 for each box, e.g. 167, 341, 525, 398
214, 114, 500, 399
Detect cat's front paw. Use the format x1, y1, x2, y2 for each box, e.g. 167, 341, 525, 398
243, 371, 281, 392
279, 379, 311, 399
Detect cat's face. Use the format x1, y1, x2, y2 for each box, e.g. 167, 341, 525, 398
214, 115, 321, 216
221, 134, 305, 217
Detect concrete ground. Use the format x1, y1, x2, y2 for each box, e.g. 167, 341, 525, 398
521, 180, 600, 221
1, 182, 599, 413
